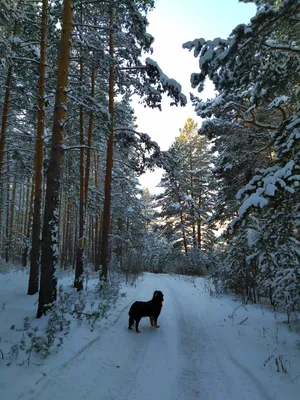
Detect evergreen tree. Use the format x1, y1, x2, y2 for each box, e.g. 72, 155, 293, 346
156, 118, 215, 258
184, 0, 300, 314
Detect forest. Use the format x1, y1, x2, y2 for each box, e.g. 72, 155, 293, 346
0, 0, 299, 334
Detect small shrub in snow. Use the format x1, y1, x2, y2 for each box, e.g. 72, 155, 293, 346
9, 296, 71, 364
0, 259, 11, 274
0, 337, 4, 360
6, 276, 121, 365
262, 353, 289, 374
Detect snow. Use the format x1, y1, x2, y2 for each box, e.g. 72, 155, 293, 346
32, 46, 40, 59
264, 182, 277, 196
200, 47, 214, 67
1, 270, 300, 400
236, 159, 299, 215
239, 193, 269, 217
287, 118, 300, 131
145, 58, 187, 105
267, 96, 289, 110
247, 228, 258, 248
11, 36, 22, 45
212, 94, 223, 107
182, 38, 206, 57
244, 27, 253, 34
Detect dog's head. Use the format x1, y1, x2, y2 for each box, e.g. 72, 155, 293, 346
153, 290, 164, 303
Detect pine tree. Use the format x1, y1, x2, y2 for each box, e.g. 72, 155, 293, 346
28, 0, 48, 295
157, 118, 215, 255
37, 0, 73, 317
185, 0, 300, 313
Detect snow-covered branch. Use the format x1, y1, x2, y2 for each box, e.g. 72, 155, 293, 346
264, 41, 300, 53
61, 145, 100, 152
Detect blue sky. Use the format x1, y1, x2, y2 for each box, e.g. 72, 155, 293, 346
135, 0, 256, 192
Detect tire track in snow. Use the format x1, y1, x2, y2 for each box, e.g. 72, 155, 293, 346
178, 276, 274, 400
166, 278, 233, 400
227, 354, 273, 400
201, 311, 274, 400
118, 281, 180, 400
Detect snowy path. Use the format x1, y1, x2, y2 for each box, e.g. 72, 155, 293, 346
15, 273, 299, 400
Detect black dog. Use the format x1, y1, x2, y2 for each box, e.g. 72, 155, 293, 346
128, 290, 164, 333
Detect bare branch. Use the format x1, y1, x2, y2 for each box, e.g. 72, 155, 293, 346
244, 119, 278, 131
117, 66, 147, 71
62, 145, 99, 152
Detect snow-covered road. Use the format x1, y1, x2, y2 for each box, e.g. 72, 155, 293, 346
16, 273, 297, 400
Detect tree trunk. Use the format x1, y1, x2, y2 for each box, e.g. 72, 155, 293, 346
0, 22, 19, 244
16, 183, 25, 255
28, 0, 48, 295
0, 22, 18, 188
22, 178, 34, 268
64, 196, 72, 267
94, 153, 100, 270
5, 161, 10, 263
85, 71, 95, 266
189, 149, 197, 248
60, 193, 67, 267
176, 186, 188, 254
74, 48, 85, 291
73, 209, 78, 268
88, 216, 93, 263
84, 69, 95, 207
117, 217, 123, 261
180, 209, 188, 254
37, 0, 73, 318
197, 198, 202, 249
7, 177, 17, 262
96, 210, 103, 271
100, 8, 114, 281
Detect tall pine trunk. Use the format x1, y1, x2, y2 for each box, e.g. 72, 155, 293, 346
0, 22, 18, 244
176, 186, 188, 254
74, 5, 86, 291
5, 161, 10, 263
94, 153, 101, 271
7, 177, 17, 262
0, 21, 18, 186
180, 209, 188, 254
28, 0, 48, 295
85, 71, 95, 266
37, 0, 73, 318
74, 87, 85, 290
197, 197, 202, 249
189, 149, 197, 248
100, 8, 115, 281
84, 70, 95, 206
62, 195, 72, 267
22, 178, 34, 267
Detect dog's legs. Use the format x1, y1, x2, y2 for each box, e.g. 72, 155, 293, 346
135, 317, 141, 333
153, 316, 160, 328
150, 316, 155, 326
128, 316, 134, 330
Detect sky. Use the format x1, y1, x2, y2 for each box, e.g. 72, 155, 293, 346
134, 0, 256, 193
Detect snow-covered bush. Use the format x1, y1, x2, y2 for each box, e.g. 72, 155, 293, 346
182, 248, 210, 276
141, 230, 172, 273
5, 275, 122, 365
165, 247, 211, 276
